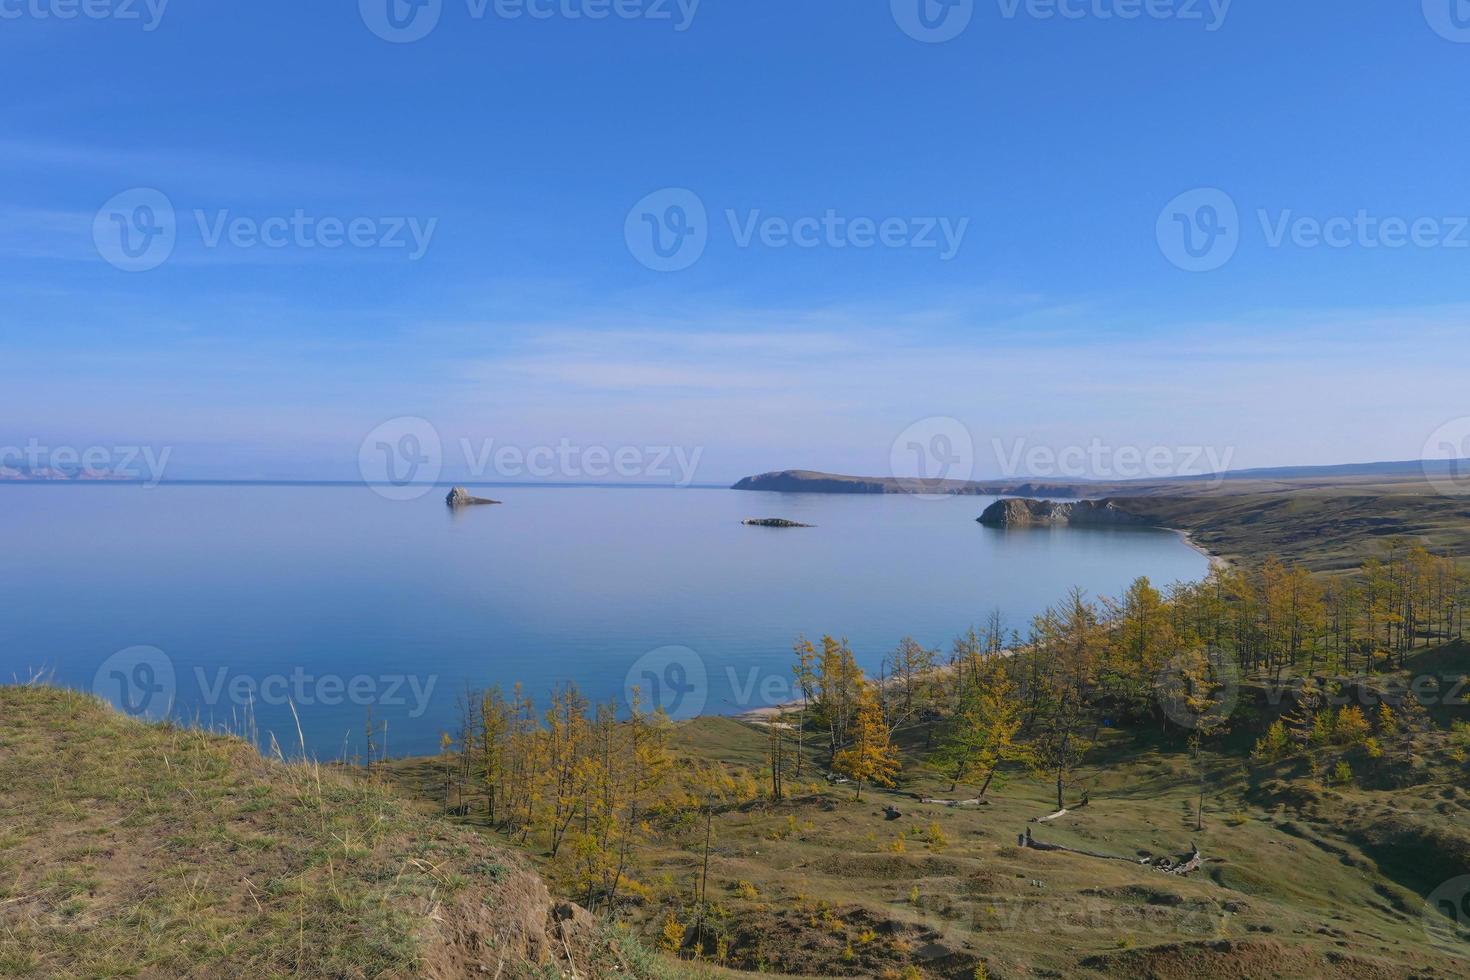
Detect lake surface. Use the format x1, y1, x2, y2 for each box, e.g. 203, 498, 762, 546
0, 485, 1208, 756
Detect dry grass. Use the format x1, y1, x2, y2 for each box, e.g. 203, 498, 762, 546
0, 685, 667, 979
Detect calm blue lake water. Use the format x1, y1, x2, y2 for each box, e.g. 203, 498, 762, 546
1, 485, 1208, 756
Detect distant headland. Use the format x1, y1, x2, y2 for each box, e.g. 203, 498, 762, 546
730, 470, 1089, 497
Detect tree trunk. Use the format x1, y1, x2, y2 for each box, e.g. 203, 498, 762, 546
978, 766, 997, 798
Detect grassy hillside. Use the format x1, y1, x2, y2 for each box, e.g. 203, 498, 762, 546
380, 644, 1470, 979
1112, 491, 1470, 572
0, 686, 676, 979
8, 652, 1470, 977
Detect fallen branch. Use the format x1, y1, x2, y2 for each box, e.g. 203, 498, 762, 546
1032, 808, 1069, 823
1017, 829, 1204, 876
1017, 828, 1137, 863
920, 796, 990, 807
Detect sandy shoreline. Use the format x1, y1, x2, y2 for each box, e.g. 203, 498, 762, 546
1171, 527, 1232, 572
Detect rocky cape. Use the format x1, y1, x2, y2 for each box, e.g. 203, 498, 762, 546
446, 487, 502, 508
977, 498, 1153, 528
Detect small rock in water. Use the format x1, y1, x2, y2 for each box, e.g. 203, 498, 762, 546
446, 487, 502, 508
741, 518, 814, 528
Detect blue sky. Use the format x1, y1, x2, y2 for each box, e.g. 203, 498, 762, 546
2, 1, 1469, 484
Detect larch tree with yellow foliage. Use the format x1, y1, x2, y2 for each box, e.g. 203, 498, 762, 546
833, 680, 900, 800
